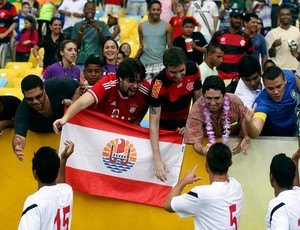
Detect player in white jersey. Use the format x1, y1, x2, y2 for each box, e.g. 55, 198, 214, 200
265, 150, 300, 230
18, 140, 75, 230
164, 143, 243, 230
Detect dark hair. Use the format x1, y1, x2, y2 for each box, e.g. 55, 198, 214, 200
22, 1, 30, 7
182, 17, 195, 26
84, 54, 103, 68
279, 5, 291, 14
262, 66, 284, 81
102, 38, 119, 64
263, 59, 275, 71
22, 15, 36, 38
84, 1, 95, 9
56, 40, 77, 61
243, 13, 258, 24
238, 55, 261, 79
118, 50, 126, 59
50, 16, 62, 25
148, 0, 162, 10
163, 47, 187, 68
202, 75, 226, 95
206, 143, 232, 175
21, 75, 44, 93
206, 43, 223, 55
116, 58, 146, 81
270, 153, 295, 189
119, 43, 132, 57
257, 18, 265, 35
32, 146, 60, 184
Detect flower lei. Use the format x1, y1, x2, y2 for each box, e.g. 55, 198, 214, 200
201, 94, 231, 145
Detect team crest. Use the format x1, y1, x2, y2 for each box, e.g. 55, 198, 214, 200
102, 138, 137, 173
290, 89, 297, 100
240, 39, 246, 46
220, 37, 226, 44
129, 104, 137, 113
186, 82, 194, 91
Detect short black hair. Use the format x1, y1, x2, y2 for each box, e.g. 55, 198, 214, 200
84, 54, 103, 68
270, 153, 295, 189
206, 43, 223, 55
206, 143, 232, 175
163, 47, 187, 68
50, 16, 61, 25
202, 75, 226, 95
243, 13, 258, 23
182, 17, 195, 26
116, 58, 146, 81
262, 66, 284, 81
21, 75, 44, 94
263, 59, 275, 71
22, 2, 30, 7
32, 147, 60, 184
148, 0, 162, 9
238, 55, 261, 79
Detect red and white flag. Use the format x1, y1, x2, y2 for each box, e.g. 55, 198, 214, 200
59, 109, 185, 207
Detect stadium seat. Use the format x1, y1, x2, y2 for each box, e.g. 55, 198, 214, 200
124, 15, 141, 24
12, 78, 22, 88
12, 2, 22, 12
0, 69, 21, 87
130, 44, 140, 58
140, 15, 148, 23
95, 9, 104, 20
99, 17, 108, 23
120, 24, 137, 44
20, 68, 43, 79
5, 62, 33, 78
0, 78, 8, 88
119, 17, 138, 27
0, 87, 23, 100
29, 48, 44, 68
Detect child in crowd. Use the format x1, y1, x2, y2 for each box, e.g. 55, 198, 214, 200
15, 16, 39, 62
173, 17, 207, 65
169, 0, 199, 40
219, 0, 232, 30
116, 50, 126, 64
119, 42, 131, 58
107, 13, 120, 44
16, 2, 32, 42
83, 54, 103, 89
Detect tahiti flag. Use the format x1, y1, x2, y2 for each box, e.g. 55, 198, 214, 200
59, 109, 185, 208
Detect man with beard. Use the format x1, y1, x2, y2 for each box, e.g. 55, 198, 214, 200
53, 58, 150, 132
210, 10, 253, 80
136, 0, 173, 82
71, 1, 111, 70
268, 6, 300, 72
13, 75, 81, 161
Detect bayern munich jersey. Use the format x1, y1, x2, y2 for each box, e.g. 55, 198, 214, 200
88, 74, 150, 124
18, 184, 73, 230
266, 187, 300, 230
171, 177, 243, 230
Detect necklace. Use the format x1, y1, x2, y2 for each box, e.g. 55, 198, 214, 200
201, 94, 231, 145
60, 61, 75, 80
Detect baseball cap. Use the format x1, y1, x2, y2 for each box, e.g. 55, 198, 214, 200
230, 9, 244, 18
108, 13, 118, 19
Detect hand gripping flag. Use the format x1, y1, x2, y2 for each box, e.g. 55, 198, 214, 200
59, 109, 185, 207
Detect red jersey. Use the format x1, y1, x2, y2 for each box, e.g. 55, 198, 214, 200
88, 74, 150, 124
169, 15, 199, 40
0, 1, 17, 39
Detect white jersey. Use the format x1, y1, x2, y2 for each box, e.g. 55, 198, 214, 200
171, 177, 243, 230
265, 186, 300, 230
18, 183, 73, 230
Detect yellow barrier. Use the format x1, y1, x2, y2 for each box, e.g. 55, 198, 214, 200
1, 129, 298, 229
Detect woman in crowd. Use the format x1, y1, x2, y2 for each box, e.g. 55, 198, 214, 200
33, 17, 65, 74
23, 0, 40, 17
107, 13, 120, 44
43, 40, 80, 81
102, 38, 119, 77
15, 16, 39, 62
119, 42, 131, 58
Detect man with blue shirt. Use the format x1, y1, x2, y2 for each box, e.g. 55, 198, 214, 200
245, 66, 300, 137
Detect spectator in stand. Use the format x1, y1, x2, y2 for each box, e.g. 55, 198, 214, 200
281, 1, 299, 26
119, 42, 131, 58
169, 0, 199, 41
256, 17, 265, 36
43, 40, 80, 82
0, 0, 17, 67
102, 0, 125, 17
199, 43, 224, 84
218, 0, 232, 30
253, 0, 272, 35
16, 16, 38, 62
58, 0, 86, 39
72, 1, 111, 71
37, 0, 56, 39
127, 0, 147, 17
107, 13, 120, 44
16, 2, 31, 42
33, 17, 64, 73
210, 10, 254, 80
102, 38, 118, 77
0, 95, 21, 134
173, 17, 207, 65
116, 50, 126, 64
83, 54, 103, 89
23, 0, 40, 18
243, 13, 267, 66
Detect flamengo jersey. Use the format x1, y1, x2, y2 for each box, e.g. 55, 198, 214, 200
88, 74, 150, 123
0, 1, 17, 38
265, 187, 300, 230
210, 29, 254, 80
171, 178, 243, 230
18, 184, 73, 230
150, 60, 201, 131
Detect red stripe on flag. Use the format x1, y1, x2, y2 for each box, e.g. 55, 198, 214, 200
67, 108, 183, 144
66, 166, 172, 208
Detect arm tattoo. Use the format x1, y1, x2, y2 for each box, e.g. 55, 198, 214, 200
150, 106, 157, 114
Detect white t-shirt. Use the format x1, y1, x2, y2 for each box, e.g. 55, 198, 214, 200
58, 0, 87, 30
199, 61, 218, 84
171, 177, 243, 230
265, 186, 300, 230
18, 183, 73, 230
234, 78, 264, 109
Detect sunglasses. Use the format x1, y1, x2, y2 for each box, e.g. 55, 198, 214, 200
24, 92, 44, 102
